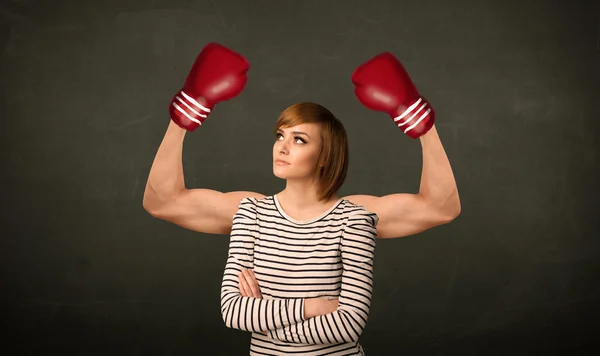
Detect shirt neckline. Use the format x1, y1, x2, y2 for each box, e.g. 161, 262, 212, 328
273, 194, 343, 225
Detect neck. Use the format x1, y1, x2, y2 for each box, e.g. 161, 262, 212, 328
277, 178, 338, 210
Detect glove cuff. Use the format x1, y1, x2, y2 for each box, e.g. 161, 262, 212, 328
392, 97, 433, 135
171, 90, 212, 126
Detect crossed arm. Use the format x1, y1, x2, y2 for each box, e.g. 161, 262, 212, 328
220, 200, 304, 333
220, 200, 378, 344
264, 214, 377, 345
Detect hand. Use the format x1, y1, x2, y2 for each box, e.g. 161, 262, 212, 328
169, 42, 249, 131
351, 52, 435, 138
238, 268, 262, 298
303, 297, 339, 319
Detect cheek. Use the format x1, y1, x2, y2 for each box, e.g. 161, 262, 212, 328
295, 147, 320, 167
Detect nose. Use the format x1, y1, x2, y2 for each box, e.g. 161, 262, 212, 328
277, 140, 289, 155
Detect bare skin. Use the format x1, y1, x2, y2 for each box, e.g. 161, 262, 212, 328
143, 121, 460, 238
143, 119, 460, 318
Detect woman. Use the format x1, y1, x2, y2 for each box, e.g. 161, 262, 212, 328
220, 102, 379, 355
143, 43, 460, 355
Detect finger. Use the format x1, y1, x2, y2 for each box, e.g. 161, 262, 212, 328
238, 272, 246, 296
241, 269, 257, 298
248, 270, 262, 298
240, 284, 248, 297
248, 269, 257, 278
247, 270, 262, 298
243, 269, 261, 298
238, 271, 250, 296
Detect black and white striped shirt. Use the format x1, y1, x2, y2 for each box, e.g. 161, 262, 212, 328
220, 195, 378, 355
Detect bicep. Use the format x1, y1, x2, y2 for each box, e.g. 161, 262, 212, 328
344, 194, 451, 239
149, 189, 265, 234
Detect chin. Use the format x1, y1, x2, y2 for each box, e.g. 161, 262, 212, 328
273, 164, 303, 179
273, 167, 292, 179
273, 167, 315, 181
273, 165, 285, 179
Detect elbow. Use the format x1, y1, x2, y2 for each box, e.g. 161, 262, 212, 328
347, 326, 365, 344
142, 187, 159, 214
141, 179, 169, 216
142, 194, 155, 214
220, 298, 241, 330
142, 199, 163, 218
442, 204, 461, 223
438, 209, 460, 226
340, 310, 368, 343
142, 187, 169, 218
142, 197, 161, 217
221, 313, 232, 329
440, 192, 461, 224
348, 333, 362, 344
220, 297, 230, 328
142, 185, 187, 218
220, 307, 234, 329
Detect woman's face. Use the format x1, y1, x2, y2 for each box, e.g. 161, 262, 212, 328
273, 123, 322, 180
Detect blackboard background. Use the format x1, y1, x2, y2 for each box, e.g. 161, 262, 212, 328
2, 0, 599, 354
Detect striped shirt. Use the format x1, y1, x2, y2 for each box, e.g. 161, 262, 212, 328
220, 195, 379, 355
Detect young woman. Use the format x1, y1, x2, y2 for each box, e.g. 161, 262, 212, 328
220, 102, 379, 355
143, 43, 460, 355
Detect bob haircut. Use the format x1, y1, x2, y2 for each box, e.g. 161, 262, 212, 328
274, 102, 349, 202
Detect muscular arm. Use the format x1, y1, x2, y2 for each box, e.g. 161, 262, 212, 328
142, 120, 264, 234
345, 125, 460, 239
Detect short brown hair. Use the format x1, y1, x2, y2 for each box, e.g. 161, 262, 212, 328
274, 102, 349, 202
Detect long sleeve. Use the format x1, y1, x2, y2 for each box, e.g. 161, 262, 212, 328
220, 198, 306, 332
267, 210, 378, 344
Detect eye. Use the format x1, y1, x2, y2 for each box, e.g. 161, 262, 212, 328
276, 132, 306, 144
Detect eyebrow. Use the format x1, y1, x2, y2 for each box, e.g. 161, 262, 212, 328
277, 129, 310, 138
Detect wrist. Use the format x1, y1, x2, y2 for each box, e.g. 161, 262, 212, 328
304, 298, 326, 319
393, 97, 435, 138
303, 298, 315, 319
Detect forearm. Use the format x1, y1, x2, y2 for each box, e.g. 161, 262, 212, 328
142, 120, 187, 210
221, 257, 305, 332
418, 125, 460, 215
267, 301, 368, 345
221, 293, 305, 333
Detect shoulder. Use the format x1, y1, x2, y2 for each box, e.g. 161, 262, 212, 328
338, 200, 379, 242
341, 199, 379, 228
338, 201, 378, 252
236, 196, 274, 216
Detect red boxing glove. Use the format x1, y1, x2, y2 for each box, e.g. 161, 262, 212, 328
351, 52, 434, 139
169, 42, 249, 131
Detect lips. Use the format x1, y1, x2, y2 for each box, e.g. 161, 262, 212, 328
275, 159, 290, 165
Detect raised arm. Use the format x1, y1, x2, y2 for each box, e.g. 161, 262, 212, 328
347, 51, 460, 239
142, 121, 264, 234
266, 210, 378, 344
345, 125, 460, 239
142, 43, 265, 235
220, 198, 306, 332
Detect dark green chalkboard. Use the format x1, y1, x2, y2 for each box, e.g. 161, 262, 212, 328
2, 0, 599, 354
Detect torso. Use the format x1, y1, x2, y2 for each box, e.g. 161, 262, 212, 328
246, 195, 374, 355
